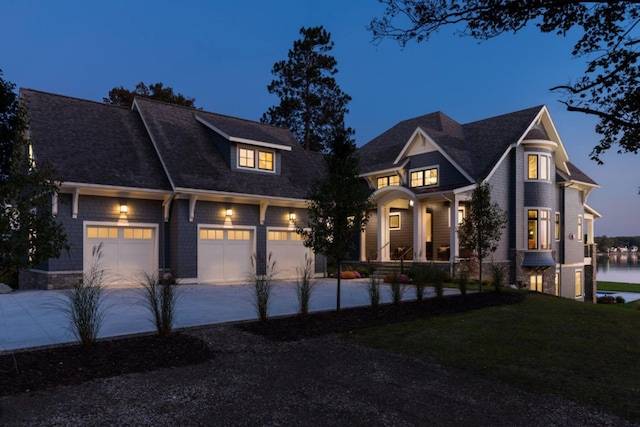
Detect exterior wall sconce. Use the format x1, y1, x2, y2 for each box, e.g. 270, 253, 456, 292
409, 200, 414, 207
225, 208, 233, 217
289, 212, 296, 221
120, 204, 128, 214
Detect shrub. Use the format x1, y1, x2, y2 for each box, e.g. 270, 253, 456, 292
489, 263, 505, 293
365, 275, 381, 309
597, 295, 615, 304
615, 295, 626, 304
60, 243, 108, 347
138, 271, 178, 338
431, 267, 445, 299
456, 265, 470, 297
247, 253, 278, 322
295, 254, 315, 316
411, 264, 430, 302
389, 274, 406, 306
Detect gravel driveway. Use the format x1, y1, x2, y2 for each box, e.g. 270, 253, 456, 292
0, 324, 635, 426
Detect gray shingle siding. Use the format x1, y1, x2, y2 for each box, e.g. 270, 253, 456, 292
407, 151, 470, 188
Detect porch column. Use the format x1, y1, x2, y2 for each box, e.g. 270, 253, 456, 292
449, 196, 459, 265
359, 228, 366, 261
377, 204, 390, 261
413, 200, 426, 262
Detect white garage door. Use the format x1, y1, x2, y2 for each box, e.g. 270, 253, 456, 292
84, 225, 157, 285
267, 230, 313, 279
198, 228, 253, 283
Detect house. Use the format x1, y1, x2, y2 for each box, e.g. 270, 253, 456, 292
19, 89, 324, 289
20, 89, 600, 302
356, 105, 600, 301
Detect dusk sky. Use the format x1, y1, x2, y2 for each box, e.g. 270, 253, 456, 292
2, 0, 638, 237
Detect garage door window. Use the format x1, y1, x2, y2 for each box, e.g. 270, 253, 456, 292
228, 230, 251, 240
87, 226, 118, 239
200, 229, 224, 240
123, 228, 153, 239
268, 231, 288, 240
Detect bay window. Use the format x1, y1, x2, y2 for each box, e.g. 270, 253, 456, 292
527, 208, 551, 250
526, 153, 551, 181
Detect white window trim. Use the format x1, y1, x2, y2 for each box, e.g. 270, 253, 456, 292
409, 165, 439, 188
525, 152, 552, 182
554, 212, 561, 241
575, 269, 583, 298
389, 212, 401, 230
577, 215, 583, 241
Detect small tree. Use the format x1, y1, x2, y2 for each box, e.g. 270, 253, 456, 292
0, 70, 68, 285
458, 182, 508, 292
297, 125, 374, 311
261, 26, 352, 153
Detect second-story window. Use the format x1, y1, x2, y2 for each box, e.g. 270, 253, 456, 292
238, 146, 275, 172
410, 167, 438, 187
527, 153, 551, 181
377, 175, 400, 189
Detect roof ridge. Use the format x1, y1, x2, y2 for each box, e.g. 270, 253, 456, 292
463, 105, 544, 126
20, 88, 131, 110
136, 96, 287, 132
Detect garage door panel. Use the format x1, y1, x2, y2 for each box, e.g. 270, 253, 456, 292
84, 225, 156, 286
198, 228, 253, 283
268, 230, 312, 279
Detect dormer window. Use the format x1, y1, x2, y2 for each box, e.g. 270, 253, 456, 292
377, 175, 400, 189
238, 145, 275, 172
526, 153, 551, 181
410, 167, 438, 188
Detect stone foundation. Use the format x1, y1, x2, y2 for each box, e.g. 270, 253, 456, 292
19, 270, 83, 290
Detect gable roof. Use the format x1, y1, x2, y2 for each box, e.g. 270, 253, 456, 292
133, 97, 323, 199
358, 106, 545, 182
20, 89, 172, 191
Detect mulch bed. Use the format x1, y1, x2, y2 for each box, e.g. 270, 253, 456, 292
0, 291, 523, 397
238, 291, 524, 340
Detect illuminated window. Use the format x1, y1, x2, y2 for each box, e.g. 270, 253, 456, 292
87, 227, 118, 239
530, 274, 543, 292
377, 175, 400, 189
258, 151, 273, 171
526, 153, 551, 181
577, 216, 583, 241
239, 148, 255, 168
410, 168, 438, 187
389, 212, 400, 229
228, 230, 250, 240
528, 209, 551, 249
123, 228, 153, 239
555, 271, 559, 296
575, 270, 583, 297
555, 213, 560, 241
199, 229, 224, 240
268, 231, 288, 241
238, 146, 275, 171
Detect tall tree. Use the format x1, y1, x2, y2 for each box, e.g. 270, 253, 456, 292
297, 124, 374, 310
0, 70, 68, 285
262, 26, 352, 152
458, 182, 508, 292
369, 1, 640, 164
104, 82, 197, 108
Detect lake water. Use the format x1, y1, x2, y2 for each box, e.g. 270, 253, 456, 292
596, 254, 640, 284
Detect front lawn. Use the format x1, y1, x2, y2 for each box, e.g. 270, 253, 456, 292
350, 292, 640, 423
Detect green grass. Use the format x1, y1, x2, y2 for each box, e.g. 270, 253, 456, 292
598, 281, 640, 293
350, 292, 640, 423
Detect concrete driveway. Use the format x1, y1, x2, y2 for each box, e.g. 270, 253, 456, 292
0, 278, 449, 352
